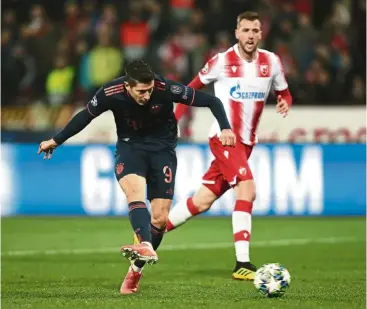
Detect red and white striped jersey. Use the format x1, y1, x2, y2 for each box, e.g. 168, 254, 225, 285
198, 44, 288, 145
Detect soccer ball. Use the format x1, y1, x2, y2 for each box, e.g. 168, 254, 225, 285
254, 263, 291, 298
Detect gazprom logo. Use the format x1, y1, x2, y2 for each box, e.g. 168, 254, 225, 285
229, 84, 265, 100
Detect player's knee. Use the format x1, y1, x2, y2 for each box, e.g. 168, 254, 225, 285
151, 199, 171, 228
192, 199, 212, 212
192, 186, 217, 212
119, 175, 146, 201
235, 180, 256, 202
151, 211, 169, 228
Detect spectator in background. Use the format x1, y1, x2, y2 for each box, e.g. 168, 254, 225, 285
290, 13, 317, 72
96, 3, 119, 45
199, 0, 233, 45
120, 2, 149, 62
294, 0, 312, 15
120, 0, 161, 63
304, 59, 334, 103
205, 31, 232, 61
2, 27, 36, 105
24, 4, 52, 38
74, 14, 94, 47
22, 4, 60, 98
350, 77, 366, 104
46, 54, 75, 106
1, 0, 365, 111
2, 9, 18, 43
88, 24, 123, 99
11, 43, 37, 99
64, 1, 80, 48
80, 0, 99, 28
158, 34, 188, 79
2, 29, 17, 105
74, 39, 91, 101
169, 0, 195, 24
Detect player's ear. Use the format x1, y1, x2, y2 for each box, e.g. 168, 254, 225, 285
124, 81, 131, 90
235, 27, 240, 40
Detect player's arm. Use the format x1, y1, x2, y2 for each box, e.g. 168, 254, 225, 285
169, 81, 235, 146
175, 54, 221, 121
174, 76, 205, 120
272, 54, 293, 117
37, 87, 110, 159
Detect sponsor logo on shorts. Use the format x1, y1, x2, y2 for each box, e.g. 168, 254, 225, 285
116, 163, 124, 175
239, 167, 247, 176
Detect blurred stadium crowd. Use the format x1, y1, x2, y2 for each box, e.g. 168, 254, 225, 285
1, 0, 365, 111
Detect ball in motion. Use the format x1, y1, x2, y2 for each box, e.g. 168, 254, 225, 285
254, 263, 291, 298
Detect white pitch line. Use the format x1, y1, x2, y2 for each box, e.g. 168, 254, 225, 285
1, 237, 360, 257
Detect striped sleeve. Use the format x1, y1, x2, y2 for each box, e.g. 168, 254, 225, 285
87, 86, 115, 117
272, 53, 288, 91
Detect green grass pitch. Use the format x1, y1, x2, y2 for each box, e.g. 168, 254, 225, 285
1, 217, 366, 309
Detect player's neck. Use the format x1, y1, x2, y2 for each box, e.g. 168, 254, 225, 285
238, 46, 257, 62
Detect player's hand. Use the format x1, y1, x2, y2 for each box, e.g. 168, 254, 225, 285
37, 139, 58, 160
276, 95, 289, 118
219, 129, 236, 146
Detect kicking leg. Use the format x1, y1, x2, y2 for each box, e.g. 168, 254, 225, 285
118, 174, 157, 295
134, 198, 172, 269
119, 174, 158, 265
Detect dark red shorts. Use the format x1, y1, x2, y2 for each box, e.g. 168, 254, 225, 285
202, 136, 253, 197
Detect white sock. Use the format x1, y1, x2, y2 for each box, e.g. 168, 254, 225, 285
232, 200, 253, 263
166, 197, 200, 231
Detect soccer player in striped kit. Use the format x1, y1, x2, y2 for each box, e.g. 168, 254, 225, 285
166, 11, 293, 280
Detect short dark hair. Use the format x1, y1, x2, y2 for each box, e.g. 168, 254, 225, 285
125, 60, 155, 86
237, 11, 260, 25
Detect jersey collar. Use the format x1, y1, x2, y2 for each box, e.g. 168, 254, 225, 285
234, 43, 259, 63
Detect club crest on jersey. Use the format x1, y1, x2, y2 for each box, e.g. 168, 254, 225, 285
151, 104, 163, 114
260, 64, 268, 76
90, 95, 97, 106
170, 85, 183, 94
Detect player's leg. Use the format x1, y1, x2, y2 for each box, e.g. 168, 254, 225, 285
133, 149, 177, 270
209, 136, 257, 280
232, 178, 257, 280
166, 160, 230, 231
119, 174, 158, 263
166, 185, 216, 231
114, 146, 156, 295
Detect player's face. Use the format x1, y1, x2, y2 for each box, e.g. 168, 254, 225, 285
235, 19, 262, 55
126, 81, 154, 105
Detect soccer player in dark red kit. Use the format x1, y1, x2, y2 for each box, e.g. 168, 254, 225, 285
38, 60, 236, 294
